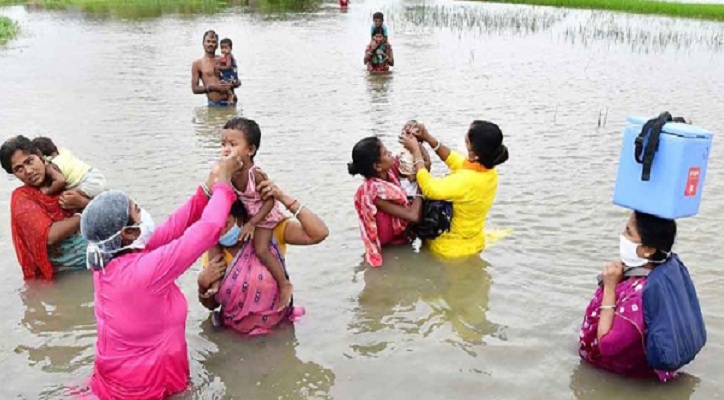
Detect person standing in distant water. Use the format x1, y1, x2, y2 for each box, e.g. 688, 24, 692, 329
191, 30, 240, 107
365, 27, 394, 73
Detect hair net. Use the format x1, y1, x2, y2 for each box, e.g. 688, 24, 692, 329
81, 190, 130, 270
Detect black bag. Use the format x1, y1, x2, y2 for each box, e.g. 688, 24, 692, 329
411, 200, 453, 240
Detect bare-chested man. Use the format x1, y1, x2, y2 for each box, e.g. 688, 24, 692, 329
192, 30, 240, 107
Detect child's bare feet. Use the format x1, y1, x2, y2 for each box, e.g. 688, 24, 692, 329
277, 281, 293, 311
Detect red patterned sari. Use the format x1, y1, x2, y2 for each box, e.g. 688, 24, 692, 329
10, 185, 75, 280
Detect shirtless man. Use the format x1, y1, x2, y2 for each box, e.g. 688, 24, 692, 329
192, 30, 240, 107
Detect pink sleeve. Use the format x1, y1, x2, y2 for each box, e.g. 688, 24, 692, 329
138, 183, 236, 293
144, 187, 210, 252
598, 299, 645, 357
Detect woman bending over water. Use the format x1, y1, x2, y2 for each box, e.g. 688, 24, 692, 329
400, 121, 508, 258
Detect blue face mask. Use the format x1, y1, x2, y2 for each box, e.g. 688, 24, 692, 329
219, 220, 241, 247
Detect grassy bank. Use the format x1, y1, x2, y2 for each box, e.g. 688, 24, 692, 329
0, 0, 320, 18
0, 15, 18, 44
475, 0, 724, 22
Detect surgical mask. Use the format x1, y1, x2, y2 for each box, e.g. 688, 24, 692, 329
619, 234, 648, 267
128, 209, 156, 250
86, 208, 156, 271
219, 220, 241, 247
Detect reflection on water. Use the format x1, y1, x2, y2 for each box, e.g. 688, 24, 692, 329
18, 272, 95, 374
197, 322, 335, 399
348, 248, 502, 358
569, 362, 700, 400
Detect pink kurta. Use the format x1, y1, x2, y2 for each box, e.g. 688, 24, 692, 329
90, 183, 235, 399
579, 277, 677, 381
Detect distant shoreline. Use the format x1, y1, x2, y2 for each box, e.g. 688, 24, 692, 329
471, 0, 724, 22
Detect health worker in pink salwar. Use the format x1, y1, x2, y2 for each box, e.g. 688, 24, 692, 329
79, 153, 244, 400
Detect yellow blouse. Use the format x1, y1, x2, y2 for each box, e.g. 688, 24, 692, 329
416, 151, 499, 258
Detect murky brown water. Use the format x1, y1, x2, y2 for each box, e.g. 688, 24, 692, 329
1, 1, 723, 399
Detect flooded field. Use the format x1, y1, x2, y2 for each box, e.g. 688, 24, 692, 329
1, 0, 723, 398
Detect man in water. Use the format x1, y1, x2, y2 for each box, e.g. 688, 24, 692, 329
191, 30, 240, 107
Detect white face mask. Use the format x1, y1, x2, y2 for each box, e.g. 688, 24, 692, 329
127, 208, 156, 250
619, 234, 648, 267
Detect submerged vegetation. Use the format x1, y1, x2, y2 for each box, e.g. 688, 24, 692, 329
474, 0, 724, 22
0, 0, 321, 19
0, 15, 18, 44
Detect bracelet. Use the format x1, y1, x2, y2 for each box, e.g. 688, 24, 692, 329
432, 141, 442, 151
201, 183, 211, 198
293, 204, 305, 218
599, 304, 616, 310
414, 159, 425, 165
287, 199, 299, 211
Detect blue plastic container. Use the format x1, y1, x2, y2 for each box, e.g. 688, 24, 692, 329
613, 116, 714, 219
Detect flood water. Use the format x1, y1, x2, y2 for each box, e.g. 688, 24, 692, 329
1, 0, 723, 399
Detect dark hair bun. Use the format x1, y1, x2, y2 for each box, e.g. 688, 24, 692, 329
348, 162, 359, 176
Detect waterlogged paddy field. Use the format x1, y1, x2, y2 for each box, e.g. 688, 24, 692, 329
0, 1, 723, 399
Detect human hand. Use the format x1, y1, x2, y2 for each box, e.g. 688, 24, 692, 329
241, 223, 255, 242
601, 261, 624, 289
256, 171, 285, 201
198, 254, 227, 291
216, 149, 244, 184
399, 132, 421, 154
59, 190, 89, 210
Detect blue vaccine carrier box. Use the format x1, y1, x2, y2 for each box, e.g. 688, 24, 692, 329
613, 116, 714, 219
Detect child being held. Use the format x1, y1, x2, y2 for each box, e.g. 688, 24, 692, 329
397, 120, 430, 198
203, 118, 292, 310
32, 137, 108, 198
218, 38, 240, 104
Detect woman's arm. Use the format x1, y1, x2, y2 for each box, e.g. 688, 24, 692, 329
400, 134, 466, 202
597, 262, 624, 341
420, 144, 432, 172
198, 254, 227, 309
143, 186, 210, 252
364, 45, 373, 65
376, 197, 422, 223
140, 183, 236, 293
47, 215, 81, 246
256, 178, 329, 245
415, 125, 451, 162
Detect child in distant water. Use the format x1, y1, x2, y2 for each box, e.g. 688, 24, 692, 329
202, 118, 293, 310
371, 12, 388, 40
32, 137, 108, 198
218, 38, 239, 104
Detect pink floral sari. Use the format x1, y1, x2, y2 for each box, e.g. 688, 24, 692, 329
216, 240, 303, 336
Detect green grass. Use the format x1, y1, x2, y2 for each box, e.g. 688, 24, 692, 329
0, 15, 18, 44
474, 0, 724, 22
0, 0, 321, 18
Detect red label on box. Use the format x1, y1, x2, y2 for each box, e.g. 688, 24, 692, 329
684, 167, 701, 197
